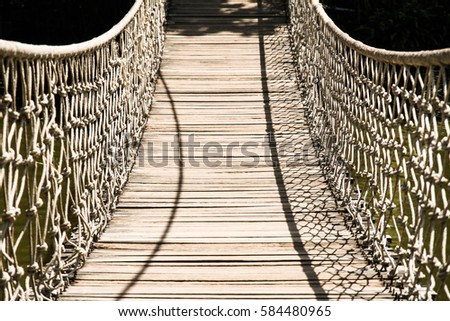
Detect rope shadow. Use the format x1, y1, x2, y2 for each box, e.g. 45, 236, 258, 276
256, 0, 329, 300
256, 1, 390, 299
114, 0, 389, 300
116, 71, 183, 300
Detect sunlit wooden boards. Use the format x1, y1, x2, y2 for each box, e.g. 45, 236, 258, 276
59, 0, 392, 300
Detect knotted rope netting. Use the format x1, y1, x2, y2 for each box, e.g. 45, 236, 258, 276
2, 0, 449, 302
0, 0, 167, 300
289, 0, 449, 300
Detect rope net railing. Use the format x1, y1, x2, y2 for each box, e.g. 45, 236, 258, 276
289, 0, 450, 300
0, 0, 167, 300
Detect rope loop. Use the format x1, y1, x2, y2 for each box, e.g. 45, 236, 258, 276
289, 0, 450, 300
0, 0, 168, 300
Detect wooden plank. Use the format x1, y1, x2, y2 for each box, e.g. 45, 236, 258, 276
109, 208, 344, 216
91, 242, 355, 252
62, 294, 393, 300
59, 0, 392, 301
65, 271, 381, 284
168, 17, 286, 24
115, 190, 330, 198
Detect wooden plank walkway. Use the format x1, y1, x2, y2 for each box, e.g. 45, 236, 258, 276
60, 0, 393, 300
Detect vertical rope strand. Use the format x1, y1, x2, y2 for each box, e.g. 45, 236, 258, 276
289, 0, 450, 300
0, 0, 167, 300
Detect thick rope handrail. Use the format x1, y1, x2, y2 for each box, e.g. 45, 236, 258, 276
310, 0, 450, 66
289, 0, 449, 300
0, 0, 143, 58
0, 0, 167, 300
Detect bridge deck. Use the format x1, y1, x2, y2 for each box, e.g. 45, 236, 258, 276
60, 0, 392, 300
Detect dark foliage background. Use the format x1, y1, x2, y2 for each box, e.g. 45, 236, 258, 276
1, 1, 449, 50
321, 0, 450, 51
0, 0, 135, 45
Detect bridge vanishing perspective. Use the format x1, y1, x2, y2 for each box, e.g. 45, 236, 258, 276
0, 0, 449, 301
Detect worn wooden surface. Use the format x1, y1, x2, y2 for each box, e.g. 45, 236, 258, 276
60, 0, 392, 300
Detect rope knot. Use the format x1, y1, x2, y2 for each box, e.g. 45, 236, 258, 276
79, 151, 88, 160
42, 181, 52, 193
58, 88, 68, 97
49, 226, 59, 236
3, 209, 17, 223
35, 198, 44, 208
20, 103, 35, 120
72, 206, 81, 217
62, 167, 72, 178
26, 206, 38, 218
63, 123, 72, 132
37, 242, 49, 253
39, 94, 50, 106
8, 108, 20, 120
70, 152, 79, 162
76, 247, 87, 257
30, 146, 42, 158
0, 272, 11, 285
2, 93, 13, 104
13, 153, 24, 167
13, 266, 25, 279
27, 262, 40, 274
49, 124, 65, 139
1, 150, 15, 165
61, 221, 72, 231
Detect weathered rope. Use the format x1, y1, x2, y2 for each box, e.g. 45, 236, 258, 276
289, 0, 449, 300
0, 0, 167, 300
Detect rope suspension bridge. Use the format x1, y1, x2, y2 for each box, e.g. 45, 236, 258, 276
0, 0, 449, 301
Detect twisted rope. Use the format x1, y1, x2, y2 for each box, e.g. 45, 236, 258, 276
0, 0, 167, 300
289, 0, 449, 300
